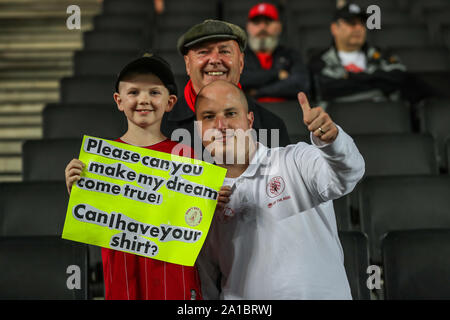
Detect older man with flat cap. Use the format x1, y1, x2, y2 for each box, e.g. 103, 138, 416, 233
161, 19, 291, 153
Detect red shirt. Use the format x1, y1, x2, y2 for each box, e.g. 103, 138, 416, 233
102, 138, 202, 300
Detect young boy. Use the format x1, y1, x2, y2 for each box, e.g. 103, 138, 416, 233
65, 53, 217, 300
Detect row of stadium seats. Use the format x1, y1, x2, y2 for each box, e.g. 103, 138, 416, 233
1, 228, 449, 299
38, 98, 450, 172
3, 169, 448, 278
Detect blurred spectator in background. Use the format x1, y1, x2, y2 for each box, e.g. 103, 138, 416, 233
309, 3, 430, 104
240, 3, 310, 103
154, 0, 164, 14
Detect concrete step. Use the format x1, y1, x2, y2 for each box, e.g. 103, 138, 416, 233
0, 2, 101, 12
0, 69, 72, 79
0, 139, 24, 154
0, 59, 72, 70
0, 32, 83, 43
0, 89, 59, 103
0, 41, 82, 51
0, 8, 100, 19
0, 113, 42, 126
0, 126, 42, 139
0, 155, 22, 173
0, 173, 22, 182
1, 50, 75, 60
0, 79, 59, 90
0, 103, 46, 114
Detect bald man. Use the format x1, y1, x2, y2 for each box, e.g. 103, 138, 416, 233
195, 80, 365, 299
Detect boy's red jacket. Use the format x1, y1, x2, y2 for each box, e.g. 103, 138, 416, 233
102, 138, 202, 300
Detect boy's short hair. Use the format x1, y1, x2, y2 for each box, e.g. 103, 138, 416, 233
114, 53, 177, 95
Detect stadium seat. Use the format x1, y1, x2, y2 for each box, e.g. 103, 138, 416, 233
0, 236, 89, 299
413, 71, 450, 98
334, 195, 353, 231
42, 103, 126, 139
351, 0, 399, 10
156, 51, 187, 76
368, 25, 432, 48
327, 101, 412, 135
163, 0, 216, 15
419, 98, 450, 170
102, 0, 155, 15
74, 50, 140, 76
152, 29, 186, 52
22, 138, 82, 181
358, 175, 450, 263
423, 8, 450, 34
259, 101, 310, 137
352, 133, 438, 177
93, 14, 153, 32
83, 30, 148, 51
288, 0, 335, 11
155, 14, 213, 30
296, 26, 332, 60
382, 229, 450, 299
338, 231, 371, 300
409, 0, 450, 17
0, 180, 104, 298
393, 47, 450, 73
60, 75, 116, 104
371, 10, 417, 26
289, 10, 335, 29
447, 139, 450, 172
0, 181, 68, 236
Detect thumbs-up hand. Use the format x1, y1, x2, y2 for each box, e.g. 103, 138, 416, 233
298, 92, 338, 144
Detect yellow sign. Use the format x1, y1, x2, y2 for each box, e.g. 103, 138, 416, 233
62, 136, 226, 266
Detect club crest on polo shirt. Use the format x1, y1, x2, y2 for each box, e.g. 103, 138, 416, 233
266, 176, 285, 198
185, 207, 202, 227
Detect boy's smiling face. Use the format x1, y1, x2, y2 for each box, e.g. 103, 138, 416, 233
113, 73, 177, 130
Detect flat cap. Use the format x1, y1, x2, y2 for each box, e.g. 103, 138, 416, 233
177, 19, 247, 55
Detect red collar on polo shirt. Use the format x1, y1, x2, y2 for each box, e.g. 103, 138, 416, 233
184, 80, 243, 113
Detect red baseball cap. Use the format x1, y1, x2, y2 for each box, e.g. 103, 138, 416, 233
248, 3, 279, 21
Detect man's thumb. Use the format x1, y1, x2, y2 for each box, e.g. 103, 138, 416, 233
298, 92, 311, 116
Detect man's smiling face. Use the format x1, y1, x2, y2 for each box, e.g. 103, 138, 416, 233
183, 39, 244, 94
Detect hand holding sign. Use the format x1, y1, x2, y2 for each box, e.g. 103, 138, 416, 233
298, 92, 338, 144
65, 159, 85, 195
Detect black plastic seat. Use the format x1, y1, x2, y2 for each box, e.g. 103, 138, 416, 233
327, 101, 412, 135
74, 50, 140, 76
42, 103, 126, 139
22, 138, 82, 181
60, 76, 117, 104
83, 30, 147, 51
339, 231, 371, 300
102, 0, 155, 15
353, 133, 438, 177
382, 229, 450, 299
358, 175, 450, 263
260, 101, 310, 137
419, 98, 450, 170
0, 236, 89, 299
0, 181, 68, 236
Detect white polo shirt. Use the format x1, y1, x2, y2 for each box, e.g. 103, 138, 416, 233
197, 126, 365, 300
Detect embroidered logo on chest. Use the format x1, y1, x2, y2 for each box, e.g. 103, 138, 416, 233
266, 176, 285, 198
